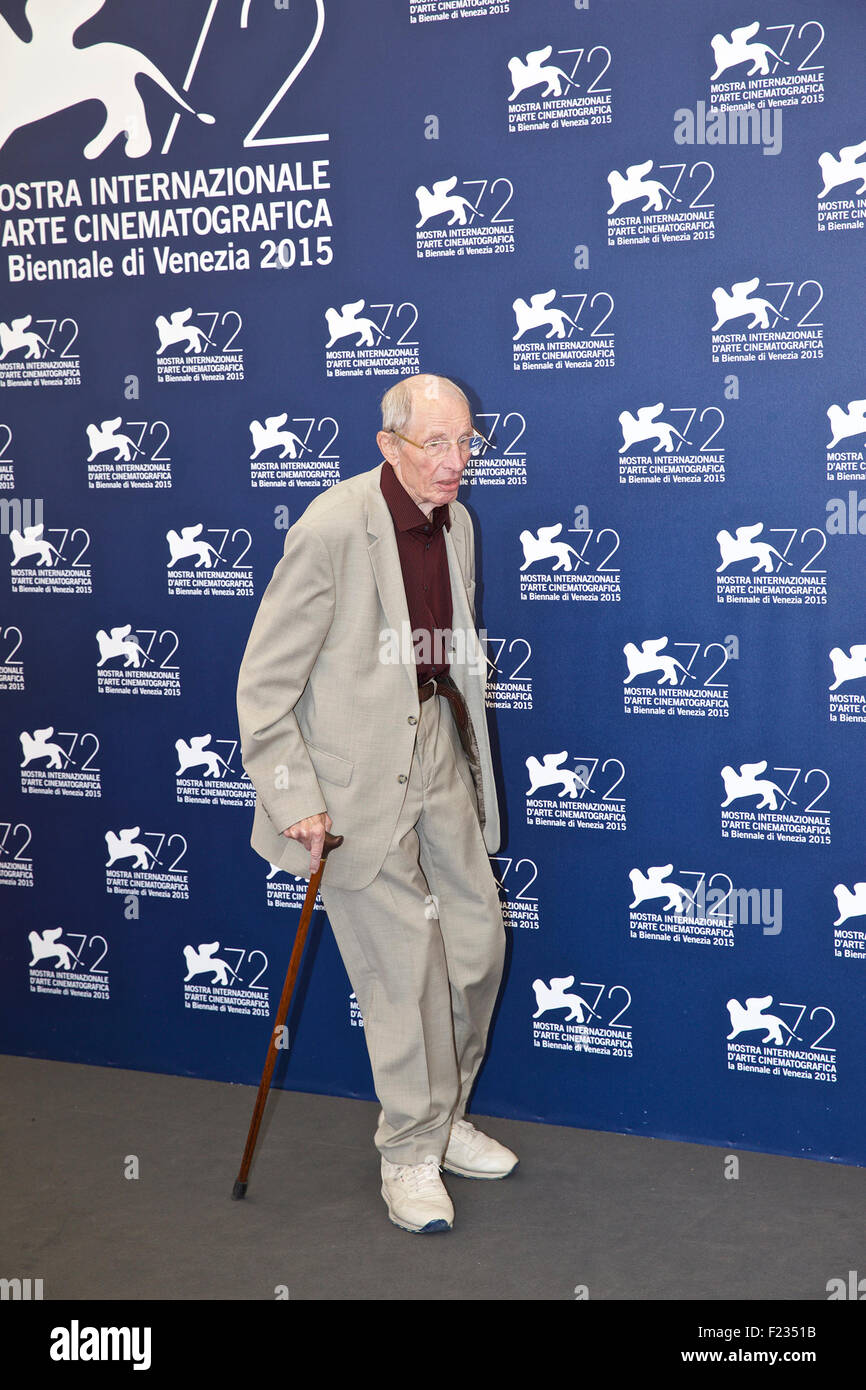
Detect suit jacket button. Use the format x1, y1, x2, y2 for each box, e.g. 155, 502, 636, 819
397, 773, 408, 783
408, 715, 417, 725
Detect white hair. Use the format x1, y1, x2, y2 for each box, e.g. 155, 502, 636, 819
380, 374, 469, 434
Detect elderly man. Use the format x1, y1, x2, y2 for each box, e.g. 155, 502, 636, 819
236, 373, 516, 1233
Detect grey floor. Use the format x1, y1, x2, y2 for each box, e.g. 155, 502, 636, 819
1, 1052, 863, 1302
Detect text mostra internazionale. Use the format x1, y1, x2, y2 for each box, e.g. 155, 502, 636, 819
0, 161, 333, 246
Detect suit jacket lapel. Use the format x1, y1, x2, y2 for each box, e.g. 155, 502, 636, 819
445, 524, 483, 695
365, 466, 417, 699
444, 523, 472, 636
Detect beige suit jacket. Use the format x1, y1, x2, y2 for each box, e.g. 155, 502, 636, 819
236, 462, 500, 890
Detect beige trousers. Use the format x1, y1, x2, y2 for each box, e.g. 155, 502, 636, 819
320, 691, 506, 1165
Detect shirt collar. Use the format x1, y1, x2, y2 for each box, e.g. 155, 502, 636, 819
380, 461, 451, 533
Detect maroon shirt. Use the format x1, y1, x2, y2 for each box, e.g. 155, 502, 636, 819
380, 463, 453, 684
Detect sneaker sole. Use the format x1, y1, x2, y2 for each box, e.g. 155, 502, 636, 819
381, 1186, 453, 1233
442, 1159, 519, 1180
388, 1214, 452, 1233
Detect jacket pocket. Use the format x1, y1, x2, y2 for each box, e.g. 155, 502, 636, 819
306, 741, 354, 787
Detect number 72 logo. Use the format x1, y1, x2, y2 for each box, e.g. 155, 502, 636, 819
163, 0, 328, 153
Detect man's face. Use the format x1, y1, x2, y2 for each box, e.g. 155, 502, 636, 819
379, 388, 472, 515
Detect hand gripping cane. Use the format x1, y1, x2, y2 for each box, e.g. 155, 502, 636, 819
231, 830, 343, 1199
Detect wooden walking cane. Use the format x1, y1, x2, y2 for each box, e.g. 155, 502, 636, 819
231, 830, 343, 1199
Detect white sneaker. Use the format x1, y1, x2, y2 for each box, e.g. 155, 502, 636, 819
443, 1118, 519, 1179
380, 1154, 454, 1233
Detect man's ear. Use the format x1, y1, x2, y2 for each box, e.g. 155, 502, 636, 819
377, 429, 398, 464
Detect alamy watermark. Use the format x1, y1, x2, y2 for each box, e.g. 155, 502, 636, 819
674, 102, 782, 156
379, 622, 488, 678
49, 1322, 151, 1370
0, 1276, 43, 1300
827, 1270, 866, 1300
0, 496, 43, 534
680, 881, 782, 935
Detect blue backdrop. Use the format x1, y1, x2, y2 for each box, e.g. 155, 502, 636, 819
1, 0, 865, 1165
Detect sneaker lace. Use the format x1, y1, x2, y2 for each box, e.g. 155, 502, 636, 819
450, 1119, 478, 1145
399, 1156, 442, 1195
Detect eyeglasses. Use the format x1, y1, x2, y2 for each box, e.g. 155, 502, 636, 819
388, 428, 490, 460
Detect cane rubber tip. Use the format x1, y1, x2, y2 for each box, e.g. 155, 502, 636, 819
231, 1180, 247, 1200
